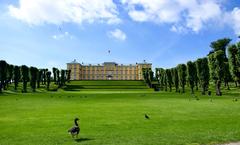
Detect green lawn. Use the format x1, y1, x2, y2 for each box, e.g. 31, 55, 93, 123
0, 81, 240, 145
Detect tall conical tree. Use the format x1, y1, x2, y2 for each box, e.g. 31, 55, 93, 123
21, 65, 29, 93
148, 70, 154, 88
56, 69, 60, 85
228, 44, 240, 86
223, 62, 232, 90
52, 67, 57, 84
60, 70, 66, 87
46, 71, 51, 90
163, 70, 168, 91
172, 68, 179, 92
208, 50, 225, 96
196, 58, 210, 95
37, 69, 43, 88
187, 61, 197, 94
7, 64, 14, 86
177, 64, 187, 93
166, 69, 172, 92
13, 66, 21, 90
66, 69, 71, 83
30, 67, 38, 92
157, 68, 165, 91
210, 38, 231, 60
0, 60, 7, 93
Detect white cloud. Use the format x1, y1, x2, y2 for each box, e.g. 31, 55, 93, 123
52, 31, 74, 40
108, 29, 126, 41
170, 25, 187, 33
121, 0, 223, 32
8, 0, 120, 25
228, 7, 240, 35
122, 0, 181, 24
7, 0, 240, 35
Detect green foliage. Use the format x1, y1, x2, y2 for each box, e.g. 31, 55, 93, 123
56, 69, 60, 85
21, 65, 29, 93
13, 65, 21, 90
0, 60, 7, 93
172, 68, 179, 92
142, 68, 153, 87
223, 62, 232, 89
37, 69, 43, 88
148, 70, 154, 82
60, 70, 66, 87
7, 64, 14, 85
228, 44, 240, 85
208, 50, 225, 96
66, 69, 71, 83
177, 64, 187, 93
30, 67, 38, 92
163, 70, 168, 91
210, 38, 231, 60
166, 69, 172, 92
187, 61, 197, 94
156, 68, 165, 91
46, 71, 51, 90
196, 58, 210, 95
52, 67, 57, 83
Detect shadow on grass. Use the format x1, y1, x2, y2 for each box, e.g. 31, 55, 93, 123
75, 138, 94, 142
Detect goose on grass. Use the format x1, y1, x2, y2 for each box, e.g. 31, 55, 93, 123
68, 118, 80, 138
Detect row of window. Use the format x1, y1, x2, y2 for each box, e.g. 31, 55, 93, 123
81, 76, 137, 79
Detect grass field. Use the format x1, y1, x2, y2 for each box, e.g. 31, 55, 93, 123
0, 81, 240, 145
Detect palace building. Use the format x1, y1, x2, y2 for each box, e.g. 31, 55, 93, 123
67, 60, 152, 80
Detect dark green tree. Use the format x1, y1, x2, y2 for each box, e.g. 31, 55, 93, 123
37, 69, 43, 88
158, 68, 165, 91
208, 50, 225, 96
52, 67, 57, 84
163, 70, 168, 91
177, 64, 187, 93
42, 69, 48, 85
148, 70, 154, 88
13, 66, 21, 90
7, 64, 14, 86
66, 70, 71, 83
46, 71, 51, 90
30, 67, 38, 92
166, 69, 172, 92
155, 68, 160, 83
228, 44, 240, 86
0, 60, 7, 93
21, 65, 29, 93
193, 61, 199, 91
187, 61, 197, 94
172, 68, 179, 92
223, 62, 232, 90
60, 70, 66, 87
196, 58, 210, 95
210, 38, 231, 60
56, 69, 60, 85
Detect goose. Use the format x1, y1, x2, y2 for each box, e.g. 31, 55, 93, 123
145, 114, 150, 119
68, 118, 80, 138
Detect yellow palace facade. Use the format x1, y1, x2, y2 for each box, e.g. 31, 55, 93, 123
67, 60, 152, 80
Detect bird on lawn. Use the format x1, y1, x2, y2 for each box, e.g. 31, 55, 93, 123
145, 114, 150, 119
233, 98, 238, 102
68, 118, 80, 138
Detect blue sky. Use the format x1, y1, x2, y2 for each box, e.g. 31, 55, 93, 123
0, 0, 240, 70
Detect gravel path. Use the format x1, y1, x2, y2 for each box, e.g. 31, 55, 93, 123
219, 142, 240, 145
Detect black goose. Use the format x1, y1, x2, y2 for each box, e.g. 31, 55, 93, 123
145, 114, 150, 119
68, 118, 80, 138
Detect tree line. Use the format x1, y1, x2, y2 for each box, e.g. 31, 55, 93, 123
143, 37, 240, 96
0, 62, 71, 93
